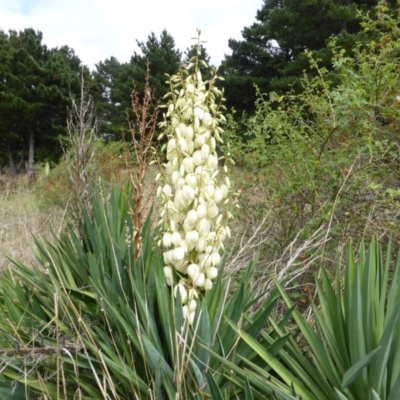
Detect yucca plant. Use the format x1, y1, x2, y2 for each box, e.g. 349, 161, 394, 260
0, 181, 296, 399
212, 238, 400, 400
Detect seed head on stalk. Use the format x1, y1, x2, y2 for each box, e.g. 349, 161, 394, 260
157, 30, 233, 324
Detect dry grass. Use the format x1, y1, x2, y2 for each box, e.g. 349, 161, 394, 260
0, 176, 66, 272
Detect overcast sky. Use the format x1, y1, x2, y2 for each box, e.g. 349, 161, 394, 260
1, 0, 262, 71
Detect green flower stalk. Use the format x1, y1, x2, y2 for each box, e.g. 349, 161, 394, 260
157, 33, 232, 324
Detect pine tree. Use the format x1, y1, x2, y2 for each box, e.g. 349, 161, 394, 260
221, 0, 388, 112
0, 28, 84, 177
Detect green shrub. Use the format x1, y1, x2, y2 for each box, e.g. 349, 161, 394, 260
224, 0, 400, 263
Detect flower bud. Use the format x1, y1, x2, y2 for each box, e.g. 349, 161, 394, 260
163, 250, 173, 265
163, 185, 172, 197
197, 203, 207, 219
186, 210, 198, 225
195, 237, 207, 252
201, 144, 210, 160
174, 283, 188, 304
183, 157, 195, 174
194, 272, 205, 287
207, 267, 218, 280
163, 232, 172, 248
193, 150, 202, 166
211, 252, 221, 266
195, 134, 205, 149
188, 311, 195, 325
164, 266, 174, 286
206, 155, 218, 169
188, 299, 197, 312
171, 170, 180, 185
187, 263, 200, 280
185, 174, 197, 188
171, 231, 182, 246
196, 218, 211, 235
220, 184, 229, 198
172, 247, 185, 261
185, 231, 199, 250
214, 188, 224, 204
187, 83, 195, 94
182, 185, 195, 202
204, 278, 213, 291
185, 126, 194, 140
207, 204, 219, 219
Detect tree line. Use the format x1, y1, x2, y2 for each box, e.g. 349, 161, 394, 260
0, 0, 396, 176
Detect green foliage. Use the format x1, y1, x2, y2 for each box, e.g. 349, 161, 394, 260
0, 28, 88, 172
225, 0, 400, 259
216, 238, 400, 400
94, 30, 181, 138
221, 0, 396, 112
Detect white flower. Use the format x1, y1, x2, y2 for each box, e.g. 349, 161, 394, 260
211, 252, 221, 266
214, 188, 224, 204
174, 283, 188, 303
201, 144, 210, 160
172, 247, 185, 261
182, 185, 195, 203
163, 232, 172, 248
185, 230, 199, 250
206, 155, 218, 169
195, 237, 206, 252
171, 171, 180, 185
185, 174, 197, 188
188, 311, 195, 325
164, 266, 174, 286
185, 126, 194, 140
186, 83, 195, 94
187, 263, 200, 280
193, 150, 203, 166
186, 210, 198, 225
162, 185, 172, 197
157, 42, 234, 324
194, 272, 205, 287
220, 184, 229, 199
163, 250, 173, 265
207, 204, 219, 219
207, 267, 218, 280
171, 231, 182, 246
188, 299, 197, 312
195, 134, 205, 149
183, 157, 195, 174
197, 203, 207, 219
204, 279, 213, 291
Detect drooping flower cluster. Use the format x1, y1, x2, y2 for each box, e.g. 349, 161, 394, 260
157, 39, 232, 324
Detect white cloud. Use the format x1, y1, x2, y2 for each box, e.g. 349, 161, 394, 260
0, 0, 261, 70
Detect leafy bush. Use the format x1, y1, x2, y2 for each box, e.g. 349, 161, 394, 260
224, 1, 400, 263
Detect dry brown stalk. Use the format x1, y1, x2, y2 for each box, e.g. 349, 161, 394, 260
124, 61, 159, 259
